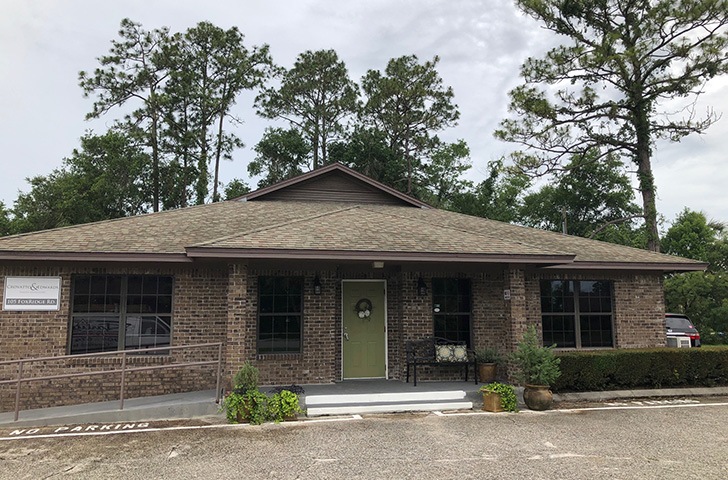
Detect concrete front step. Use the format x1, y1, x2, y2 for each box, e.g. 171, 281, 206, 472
305, 390, 472, 416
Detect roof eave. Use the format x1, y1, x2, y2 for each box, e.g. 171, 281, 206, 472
541, 261, 708, 272
185, 247, 575, 264
0, 251, 193, 263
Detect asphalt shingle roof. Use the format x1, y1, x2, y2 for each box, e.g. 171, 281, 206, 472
0, 198, 704, 269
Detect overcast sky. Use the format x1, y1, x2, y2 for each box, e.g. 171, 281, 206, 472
1, 0, 727, 226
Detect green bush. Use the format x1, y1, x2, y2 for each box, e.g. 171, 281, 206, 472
221, 389, 270, 424
268, 390, 306, 422
553, 346, 728, 392
511, 325, 561, 386
474, 347, 503, 364
221, 391, 247, 423
233, 361, 260, 393
221, 388, 305, 424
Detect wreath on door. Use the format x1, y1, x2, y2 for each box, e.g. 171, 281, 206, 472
355, 298, 373, 319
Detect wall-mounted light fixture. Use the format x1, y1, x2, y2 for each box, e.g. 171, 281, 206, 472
313, 275, 322, 295
417, 276, 428, 296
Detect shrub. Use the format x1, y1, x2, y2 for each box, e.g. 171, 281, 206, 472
510, 325, 561, 386
553, 346, 728, 392
221, 388, 306, 425
233, 361, 259, 393
474, 347, 503, 364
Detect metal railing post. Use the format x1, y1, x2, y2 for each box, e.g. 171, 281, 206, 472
215, 343, 223, 404
14, 361, 23, 422
119, 351, 127, 410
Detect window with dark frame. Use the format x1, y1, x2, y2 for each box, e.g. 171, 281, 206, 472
70, 275, 173, 355
432, 278, 472, 346
258, 276, 303, 354
540, 280, 614, 348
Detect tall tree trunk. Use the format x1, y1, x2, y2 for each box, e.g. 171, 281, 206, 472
321, 136, 327, 166
197, 137, 208, 205
212, 110, 225, 202
150, 94, 160, 213
634, 102, 660, 252
405, 137, 412, 195
181, 147, 189, 208
312, 134, 320, 170
181, 108, 191, 208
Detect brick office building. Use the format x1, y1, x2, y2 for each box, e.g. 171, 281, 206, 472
0, 164, 705, 411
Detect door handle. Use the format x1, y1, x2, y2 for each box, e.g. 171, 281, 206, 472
344, 332, 349, 341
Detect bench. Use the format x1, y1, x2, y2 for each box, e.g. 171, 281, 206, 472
405, 337, 478, 386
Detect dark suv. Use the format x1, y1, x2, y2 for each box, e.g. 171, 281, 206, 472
666, 313, 701, 347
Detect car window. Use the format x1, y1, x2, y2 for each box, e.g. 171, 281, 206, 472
667, 317, 693, 329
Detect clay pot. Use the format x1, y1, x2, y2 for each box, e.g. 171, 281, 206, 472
478, 363, 497, 383
523, 384, 553, 411
482, 392, 504, 412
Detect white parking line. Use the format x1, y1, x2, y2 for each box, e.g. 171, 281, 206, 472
437, 401, 728, 416
554, 401, 728, 413
0, 423, 238, 441
0, 415, 364, 441
3, 402, 727, 441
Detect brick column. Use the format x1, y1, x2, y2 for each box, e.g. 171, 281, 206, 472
226, 262, 249, 383
504, 267, 529, 382
505, 266, 529, 349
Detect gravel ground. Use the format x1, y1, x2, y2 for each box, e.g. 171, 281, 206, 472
1, 398, 727, 479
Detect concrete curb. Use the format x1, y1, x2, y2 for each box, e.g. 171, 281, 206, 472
554, 386, 728, 402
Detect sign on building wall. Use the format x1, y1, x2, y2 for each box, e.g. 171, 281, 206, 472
3, 276, 62, 311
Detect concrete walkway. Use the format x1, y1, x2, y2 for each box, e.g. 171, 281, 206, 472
2, 381, 727, 428
0, 390, 221, 427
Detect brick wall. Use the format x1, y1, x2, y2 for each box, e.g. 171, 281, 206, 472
525, 270, 666, 349
1, 262, 667, 412
612, 273, 666, 348
230, 267, 340, 386
0, 264, 227, 412
395, 271, 505, 382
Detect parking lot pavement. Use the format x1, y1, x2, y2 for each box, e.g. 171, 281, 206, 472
1, 400, 727, 480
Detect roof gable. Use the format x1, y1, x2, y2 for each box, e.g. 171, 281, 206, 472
240, 163, 430, 208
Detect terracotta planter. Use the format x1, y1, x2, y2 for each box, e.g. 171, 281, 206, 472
235, 405, 251, 423
523, 384, 553, 411
482, 392, 504, 412
478, 363, 497, 383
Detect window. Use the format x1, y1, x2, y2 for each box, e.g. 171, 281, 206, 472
258, 277, 302, 353
540, 280, 613, 348
70, 275, 173, 355
432, 278, 471, 346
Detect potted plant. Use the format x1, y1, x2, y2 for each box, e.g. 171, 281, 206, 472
233, 360, 259, 393
221, 390, 248, 423
474, 347, 502, 383
222, 361, 262, 423
479, 382, 517, 413
269, 389, 306, 422
510, 325, 561, 411
241, 389, 271, 425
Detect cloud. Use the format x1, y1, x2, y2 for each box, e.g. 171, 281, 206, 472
0, 0, 726, 224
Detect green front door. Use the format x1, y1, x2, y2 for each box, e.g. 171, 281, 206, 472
342, 281, 386, 379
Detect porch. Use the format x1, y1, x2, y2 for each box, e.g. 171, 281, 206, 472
0, 379, 484, 427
